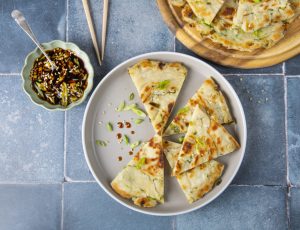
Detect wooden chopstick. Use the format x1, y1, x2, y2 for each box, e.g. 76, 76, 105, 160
82, 0, 102, 66
101, 0, 109, 61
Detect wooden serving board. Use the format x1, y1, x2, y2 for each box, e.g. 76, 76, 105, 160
157, 0, 300, 69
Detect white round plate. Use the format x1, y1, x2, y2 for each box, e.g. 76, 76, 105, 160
82, 52, 247, 216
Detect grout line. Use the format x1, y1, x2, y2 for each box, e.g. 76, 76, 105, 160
172, 216, 177, 230
284, 75, 291, 229
0, 182, 62, 185
229, 184, 286, 187
285, 75, 300, 78
63, 180, 96, 183
284, 76, 290, 187
222, 73, 284, 76
283, 62, 286, 75
0, 73, 21, 76
64, 111, 67, 182
66, 0, 69, 43
61, 183, 64, 230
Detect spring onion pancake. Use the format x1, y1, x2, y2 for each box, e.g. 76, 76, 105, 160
164, 78, 233, 136
178, 0, 295, 51
186, 0, 225, 24
233, 0, 294, 32
128, 60, 187, 134
111, 135, 164, 207
173, 106, 239, 175
163, 140, 224, 203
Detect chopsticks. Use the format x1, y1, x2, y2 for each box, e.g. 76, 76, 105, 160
82, 0, 102, 65
101, 0, 109, 61
82, 0, 109, 65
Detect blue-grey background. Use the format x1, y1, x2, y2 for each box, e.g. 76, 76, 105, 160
0, 0, 299, 229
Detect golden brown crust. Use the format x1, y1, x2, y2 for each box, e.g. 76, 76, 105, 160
111, 182, 132, 199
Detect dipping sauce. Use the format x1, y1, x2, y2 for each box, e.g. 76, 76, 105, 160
30, 48, 88, 106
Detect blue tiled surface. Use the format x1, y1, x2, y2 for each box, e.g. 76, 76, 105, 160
0, 184, 61, 230
0, 76, 64, 182
68, 0, 174, 85
175, 40, 283, 75
176, 186, 287, 230
287, 77, 300, 186
285, 56, 300, 75
0, 0, 299, 229
227, 76, 286, 185
0, 0, 66, 73
290, 188, 300, 230
65, 102, 94, 181
63, 183, 173, 230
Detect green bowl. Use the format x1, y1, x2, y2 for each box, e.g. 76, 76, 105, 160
21, 40, 94, 111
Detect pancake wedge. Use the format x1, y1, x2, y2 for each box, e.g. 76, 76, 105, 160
128, 60, 187, 134
181, 1, 287, 51
233, 0, 294, 32
164, 78, 233, 136
163, 140, 224, 203
186, 0, 225, 24
111, 135, 164, 207
173, 106, 239, 175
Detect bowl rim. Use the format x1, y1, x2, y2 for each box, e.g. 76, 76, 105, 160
82, 51, 247, 216
21, 40, 94, 111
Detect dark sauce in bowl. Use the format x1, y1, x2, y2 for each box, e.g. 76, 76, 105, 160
30, 48, 88, 107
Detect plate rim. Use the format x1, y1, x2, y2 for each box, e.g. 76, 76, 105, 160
82, 51, 247, 216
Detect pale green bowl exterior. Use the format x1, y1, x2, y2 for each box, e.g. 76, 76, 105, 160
21, 40, 94, 111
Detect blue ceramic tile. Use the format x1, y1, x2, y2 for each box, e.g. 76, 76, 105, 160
287, 77, 300, 186
0, 0, 66, 73
65, 102, 94, 181
285, 55, 300, 75
290, 188, 300, 230
68, 0, 174, 86
227, 76, 286, 185
63, 182, 173, 230
0, 76, 64, 182
0, 184, 61, 230
175, 40, 283, 74
176, 186, 287, 230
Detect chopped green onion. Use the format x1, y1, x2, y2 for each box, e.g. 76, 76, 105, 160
157, 80, 170, 90
106, 122, 113, 132
129, 93, 135, 100
178, 136, 184, 143
124, 135, 130, 145
178, 106, 189, 115
116, 101, 125, 111
130, 141, 141, 149
124, 103, 137, 111
132, 108, 146, 117
136, 157, 146, 169
134, 118, 144, 124
254, 0, 261, 2
95, 140, 107, 147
